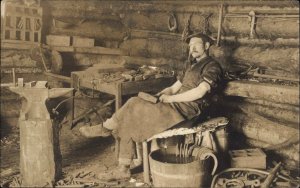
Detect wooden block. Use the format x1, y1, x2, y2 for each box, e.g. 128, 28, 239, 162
229, 148, 266, 169
138, 92, 158, 103
46, 35, 70, 46
72, 36, 94, 47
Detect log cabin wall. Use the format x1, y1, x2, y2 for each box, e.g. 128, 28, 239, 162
41, 0, 299, 76
1, 0, 299, 166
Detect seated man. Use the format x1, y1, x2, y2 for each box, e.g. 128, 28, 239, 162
79, 32, 223, 181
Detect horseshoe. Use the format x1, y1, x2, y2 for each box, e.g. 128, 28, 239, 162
168, 12, 177, 32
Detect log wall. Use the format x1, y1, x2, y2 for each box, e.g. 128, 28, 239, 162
40, 0, 300, 76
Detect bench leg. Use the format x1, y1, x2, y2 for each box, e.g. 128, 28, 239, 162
143, 141, 150, 184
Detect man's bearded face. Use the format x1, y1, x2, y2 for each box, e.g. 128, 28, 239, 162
189, 37, 206, 59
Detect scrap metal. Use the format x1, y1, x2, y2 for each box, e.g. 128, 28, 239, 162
147, 117, 228, 141
211, 166, 300, 188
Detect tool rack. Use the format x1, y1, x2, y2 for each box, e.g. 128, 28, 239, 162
2, 1, 42, 43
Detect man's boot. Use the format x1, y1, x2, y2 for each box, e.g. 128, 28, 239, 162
79, 123, 112, 138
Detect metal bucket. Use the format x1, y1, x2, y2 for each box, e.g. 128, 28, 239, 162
149, 146, 217, 187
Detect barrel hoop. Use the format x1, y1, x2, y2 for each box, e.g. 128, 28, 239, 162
151, 170, 203, 179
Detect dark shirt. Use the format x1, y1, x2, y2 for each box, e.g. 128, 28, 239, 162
172, 56, 223, 119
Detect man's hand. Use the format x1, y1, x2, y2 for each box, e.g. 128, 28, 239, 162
159, 94, 173, 103
155, 89, 170, 97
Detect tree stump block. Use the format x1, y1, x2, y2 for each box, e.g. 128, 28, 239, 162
9, 81, 73, 187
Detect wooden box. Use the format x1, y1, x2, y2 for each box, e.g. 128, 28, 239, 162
46, 35, 70, 46
72, 36, 94, 47
229, 148, 266, 169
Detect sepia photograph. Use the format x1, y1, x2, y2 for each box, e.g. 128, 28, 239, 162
0, 0, 299, 187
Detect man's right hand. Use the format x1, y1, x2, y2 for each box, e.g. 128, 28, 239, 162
155, 91, 163, 97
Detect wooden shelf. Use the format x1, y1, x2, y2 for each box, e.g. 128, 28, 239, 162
50, 46, 128, 56
1, 40, 41, 50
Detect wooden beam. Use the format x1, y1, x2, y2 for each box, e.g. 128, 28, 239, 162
51, 46, 128, 55
123, 56, 182, 67
51, 46, 74, 52
1, 40, 39, 50
43, 72, 71, 83
75, 46, 127, 55
223, 36, 299, 46
224, 81, 299, 105
223, 99, 299, 129
130, 29, 181, 40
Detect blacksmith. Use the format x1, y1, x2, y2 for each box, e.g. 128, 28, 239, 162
79, 32, 223, 180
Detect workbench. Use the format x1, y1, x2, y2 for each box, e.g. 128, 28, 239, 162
71, 70, 176, 110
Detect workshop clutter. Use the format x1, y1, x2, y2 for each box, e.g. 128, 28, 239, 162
146, 117, 229, 187
211, 162, 300, 188
73, 64, 175, 84
121, 65, 175, 81
211, 146, 299, 187
147, 116, 300, 188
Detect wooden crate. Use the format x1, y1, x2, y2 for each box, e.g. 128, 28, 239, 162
72, 36, 94, 47
229, 148, 266, 169
46, 35, 71, 47
2, 2, 42, 43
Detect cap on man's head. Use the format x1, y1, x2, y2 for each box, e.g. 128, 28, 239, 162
184, 32, 214, 45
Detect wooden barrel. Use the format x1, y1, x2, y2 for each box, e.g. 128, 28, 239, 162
149, 148, 212, 187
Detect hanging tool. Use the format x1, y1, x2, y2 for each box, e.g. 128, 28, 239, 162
249, 10, 257, 39
38, 45, 50, 72
12, 68, 16, 86
252, 67, 299, 82
167, 12, 178, 32
216, 4, 224, 46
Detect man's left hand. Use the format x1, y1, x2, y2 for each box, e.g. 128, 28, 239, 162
159, 94, 173, 103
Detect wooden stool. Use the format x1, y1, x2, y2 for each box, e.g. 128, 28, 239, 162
142, 117, 229, 184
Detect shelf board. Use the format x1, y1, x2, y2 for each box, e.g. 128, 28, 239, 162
51, 46, 128, 56
1, 40, 40, 50
6, 12, 42, 19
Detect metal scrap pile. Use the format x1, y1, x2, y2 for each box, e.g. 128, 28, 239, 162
225, 63, 299, 86
55, 171, 119, 187
92, 65, 175, 83
211, 162, 300, 188
121, 65, 175, 82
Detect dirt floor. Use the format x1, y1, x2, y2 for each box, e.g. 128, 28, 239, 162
0, 96, 146, 188
0, 87, 299, 187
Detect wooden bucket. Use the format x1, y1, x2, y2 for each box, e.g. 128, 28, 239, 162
149, 146, 217, 187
